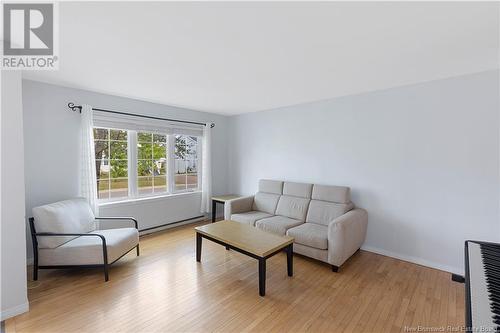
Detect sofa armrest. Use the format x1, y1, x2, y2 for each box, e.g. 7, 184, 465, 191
327, 208, 368, 266
224, 196, 254, 220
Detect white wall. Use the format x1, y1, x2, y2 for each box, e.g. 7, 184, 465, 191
22, 80, 229, 259
1, 71, 29, 319
228, 70, 500, 274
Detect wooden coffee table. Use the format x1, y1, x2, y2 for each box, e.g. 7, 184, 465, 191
195, 220, 294, 296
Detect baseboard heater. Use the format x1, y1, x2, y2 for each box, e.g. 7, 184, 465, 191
139, 215, 206, 233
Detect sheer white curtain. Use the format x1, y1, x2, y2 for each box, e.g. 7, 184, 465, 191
79, 104, 99, 216
200, 123, 212, 213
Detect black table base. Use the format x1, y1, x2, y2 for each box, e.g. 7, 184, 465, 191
196, 232, 293, 296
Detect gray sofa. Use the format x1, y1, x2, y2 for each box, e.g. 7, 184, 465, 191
224, 180, 368, 271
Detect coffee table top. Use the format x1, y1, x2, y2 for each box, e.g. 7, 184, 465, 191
195, 220, 294, 257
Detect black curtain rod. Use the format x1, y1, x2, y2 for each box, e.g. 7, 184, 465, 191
67, 103, 215, 128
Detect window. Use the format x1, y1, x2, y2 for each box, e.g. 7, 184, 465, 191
93, 128, 128, 199
93, 128, 201, 202
137, 132, 167, 196
174, 135, 199, 191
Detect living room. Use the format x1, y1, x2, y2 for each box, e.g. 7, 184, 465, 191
1, 1, 499, 332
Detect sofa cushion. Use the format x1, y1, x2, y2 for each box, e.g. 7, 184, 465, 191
275, 196, 310, 221
286, 223, 328, 250
252, 192, 280, 215
283, 182, 313, 198
311, 184, 351, 204
306, 200, 354, 226
231, 211, 273, 226
38, 228, 139, 266
256, 215, 303, 236
259, 179, 283, 194
32, 198, 96, 249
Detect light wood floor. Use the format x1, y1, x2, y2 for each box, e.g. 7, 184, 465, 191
7, 221, 465, 333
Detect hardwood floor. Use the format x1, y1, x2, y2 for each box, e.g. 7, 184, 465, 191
7, 221, 465, 333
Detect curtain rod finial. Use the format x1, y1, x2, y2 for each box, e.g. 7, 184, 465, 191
210, 123, 215, 128
68, 102, 82, 113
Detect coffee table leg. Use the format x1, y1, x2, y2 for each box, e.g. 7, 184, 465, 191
259, 258, 266, 296
286, 244, 293, 277
196, 232, 202, 262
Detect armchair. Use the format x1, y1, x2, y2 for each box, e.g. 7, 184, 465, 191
29, 198, 140, 281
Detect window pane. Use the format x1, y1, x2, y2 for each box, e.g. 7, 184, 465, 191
138, 132, 152, 143
175, 159, 186, 174
153, 176, 167, 193
186, 160, 197, 174
137, 143, 152, 159
138, 176, 153, 195
94, 140, 109, 160
175, 135, 185, 146
110, 178, 128, 198
175, 174, 187, 191
93, 128, 108, 140
175, 144, 187, 159
96, 160, 110, 179
137, 160, 153, 177
110, 141, 127, 160
187, 174, 198, 189
110, 129, 127, 141
153, 134, 166, 143
153, 142, 167, 160
98, 179, 110, 199
110, 160, 128, 178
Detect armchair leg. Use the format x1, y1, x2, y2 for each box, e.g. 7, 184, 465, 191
136, 244, 140, 256
33, 255, 38, 281
104, 264, 109, 282
332, 265, 339, 273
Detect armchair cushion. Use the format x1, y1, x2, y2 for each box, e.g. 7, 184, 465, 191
38, 228, 139, 266
231, 211, 273, 226
286, 223, 328, 250
256, 215, 303, 236
32, 198, 96, 249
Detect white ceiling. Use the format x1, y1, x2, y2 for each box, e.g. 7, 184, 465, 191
23, 2, 499, 115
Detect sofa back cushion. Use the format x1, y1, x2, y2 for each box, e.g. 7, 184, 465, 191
258, 179, 283, 194
283, 182, 313, 198
306, 184, 353, 225
276, 196, 310, 221
32, 198, 96, 249
306, 200, 354, 226
311, 184, 350, 203
252, 192, 281, 215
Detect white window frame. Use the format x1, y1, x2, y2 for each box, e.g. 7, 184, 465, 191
94, 127, 201, 203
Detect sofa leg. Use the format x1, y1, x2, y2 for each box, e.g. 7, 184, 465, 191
332, 265, 339, 273
136, 244, 140, 256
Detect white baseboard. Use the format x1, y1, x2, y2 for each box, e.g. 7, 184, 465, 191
1, 302, 29, 321
139, 216, 206, 236
361, 245, 463, 276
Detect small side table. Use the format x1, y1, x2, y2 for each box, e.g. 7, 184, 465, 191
211, 195, 242, 223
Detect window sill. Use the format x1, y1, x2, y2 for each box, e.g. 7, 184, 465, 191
98, 190, 202, 208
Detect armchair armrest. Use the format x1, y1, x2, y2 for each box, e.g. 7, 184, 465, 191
34, 232, 108, 263
327, 208, 368, 266
224, 196, 254, 220
95, 217, 138, 229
